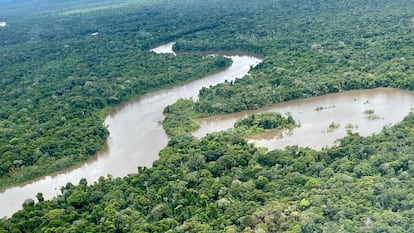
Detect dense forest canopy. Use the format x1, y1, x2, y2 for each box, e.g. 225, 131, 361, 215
0, 0, 233, 188
2, 0, 414, 232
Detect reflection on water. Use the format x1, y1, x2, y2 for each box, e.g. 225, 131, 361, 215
193, 88, 414, 150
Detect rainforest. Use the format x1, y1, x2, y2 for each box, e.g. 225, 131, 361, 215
1, 0, 414, 232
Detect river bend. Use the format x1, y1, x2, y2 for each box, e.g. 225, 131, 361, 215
0, 47, 260, 217
2, 44, 414, 218
194, 88, 414, 150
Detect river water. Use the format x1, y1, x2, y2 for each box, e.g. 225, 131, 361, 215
193, 88, 414, 150
0, 44, 260, 218
1, 43, 413, 218
150, 42, 176, 55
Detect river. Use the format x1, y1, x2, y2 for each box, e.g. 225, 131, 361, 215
150, 42, 176, 55
1, 43, 413, 218
0, 44, 260, 218
193, 88, 414, 150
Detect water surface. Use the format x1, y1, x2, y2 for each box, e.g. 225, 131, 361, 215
150, 42, 176, 55
193, 88, 414, 150
0, 44, 260, 217
2, 43, 412, 218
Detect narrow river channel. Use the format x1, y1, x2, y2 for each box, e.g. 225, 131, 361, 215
0, 45, 261, 218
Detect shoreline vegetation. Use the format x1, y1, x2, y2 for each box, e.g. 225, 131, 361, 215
2, 0, 414, 231
233, 112, 298, 137
1, 54, 232, 190
2, 0, 414, 189
0, 46, 232, 190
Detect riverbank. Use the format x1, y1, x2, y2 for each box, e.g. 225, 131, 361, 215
192, 88, 414, 150
0, 46, 260, 217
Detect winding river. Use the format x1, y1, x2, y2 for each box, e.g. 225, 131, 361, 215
0, 45, 260, 218
193, 88, 414, 150
1, 43, 414, 218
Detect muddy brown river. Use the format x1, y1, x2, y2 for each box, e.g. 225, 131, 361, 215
0, 45, 260, 218
1, 43, 413, 218
193, 88, 414, 150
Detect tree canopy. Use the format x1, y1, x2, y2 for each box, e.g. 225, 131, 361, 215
2, 0, 414, 232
